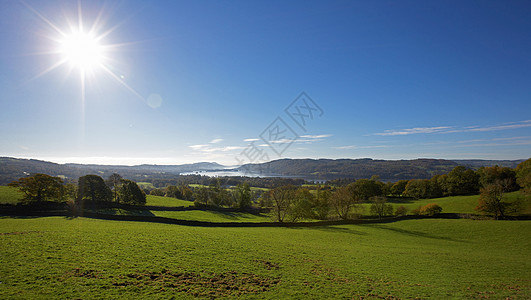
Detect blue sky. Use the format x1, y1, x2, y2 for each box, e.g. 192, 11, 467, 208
0, 0, 530, 165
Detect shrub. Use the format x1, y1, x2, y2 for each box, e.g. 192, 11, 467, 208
420, 203, 442, 216
411, 206, 422, 215
395, 205, 408, 216
150, 189, 164, 196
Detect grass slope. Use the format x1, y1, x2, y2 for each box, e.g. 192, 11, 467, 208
0, 186, 24, 205
390, 191, 531, 215
145, 195, 194, 207
1, 217, 529, 299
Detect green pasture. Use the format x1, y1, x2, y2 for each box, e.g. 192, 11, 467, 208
0, 217, 529, 299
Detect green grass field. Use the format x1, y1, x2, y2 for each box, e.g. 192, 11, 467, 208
0, 217, 529, 298
0, 186, 24, 204
389, 191, 531, 215
145, 195, 194, 207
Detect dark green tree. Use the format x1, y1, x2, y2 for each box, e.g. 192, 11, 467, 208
348, 178, 383, 201
8, 173, 64, 203
515, 158, 531, 194
288, 188, 316, 221
118, 179, 146, 205
77, 175, 112, 203
446, 166, 479, 195
477, 166, 517, 192
233, 182, 252, 209
390, 180, 408, 197
106, 173, 122, 202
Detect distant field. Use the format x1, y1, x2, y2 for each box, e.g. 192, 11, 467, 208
137, 182, 156, 190
388, 191, 531, 215
146, 195, 194, 207
0, 186, 23, 204
0, 217, 529, 298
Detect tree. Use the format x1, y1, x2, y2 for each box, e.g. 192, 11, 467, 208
8, 173, 64, 203
314, 185, 331, 220
118, 179, 146, 205
420, 203, 442, 216
403, 179, 431, 199
164, 185, 183, 199
477, 166, 517, 192
369, 196, 393, 219
233, 182, 252, 209
446, 166, 479, 195
193, 186, 210, 207
349, 179, 383, 201
270, 185, 297, 222
515, 158, 531, 194
288, 188, 316, 221
329, 186, 360, 220
395, 205, 408, 216
180, 185, 194, 201
475, 183, 508, 219
77, 175, 112, 203
106, 173, 122, 202
390, 180, 408, 197
150, 188, 165, 196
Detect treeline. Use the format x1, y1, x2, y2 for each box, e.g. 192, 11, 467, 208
328, 165, 523, 199
150, 175, 306, 189
8, 173, 146, 208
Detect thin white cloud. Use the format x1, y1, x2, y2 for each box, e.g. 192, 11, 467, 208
210, 138, 224, 144
373, 120, 531, 136
243, 138, 259, 142
333, 145, 391, 150
300, 134, 332, 139
189, 144, 208, 150
374, 126, 452, 136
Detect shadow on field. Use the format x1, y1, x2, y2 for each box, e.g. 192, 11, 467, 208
209, 210, 269, 220
312, 226, 368, 235
386, 196, 418, 204
366, 224, 467, 242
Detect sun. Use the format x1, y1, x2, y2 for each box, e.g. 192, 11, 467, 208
59, 30, 104, 71
25, 1, 144, 100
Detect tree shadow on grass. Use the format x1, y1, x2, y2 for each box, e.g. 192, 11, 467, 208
364, 224, 468, 243
209, 210, 268, 220
387, 197, 417, 204
88, 208, 155, 217
311, 225, 368, 235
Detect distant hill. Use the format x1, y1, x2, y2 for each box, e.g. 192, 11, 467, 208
238, 158, 525, 181
0, 157, 224, 185
0, 156, 525, 185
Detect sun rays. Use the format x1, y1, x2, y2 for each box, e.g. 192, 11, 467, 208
24, 1, 143, 100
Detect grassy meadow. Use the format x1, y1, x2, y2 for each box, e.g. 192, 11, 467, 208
1, 217, 530, 299
0, 186, 24, 205
1, 185, 530, 298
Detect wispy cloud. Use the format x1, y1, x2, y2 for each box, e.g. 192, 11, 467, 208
189, 144, 208, 150
300, 134, 332, 139
373, 120, 531, 136
333, 145, 391, 150
374, 126, 452, 136
210, 138, 224, 144
243, 138, 259, 142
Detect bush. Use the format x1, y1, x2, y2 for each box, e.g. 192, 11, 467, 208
411, 206, 422, 215
395, 205, 408, 216
150, 189, 164, 196
420, 203, 442, 216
